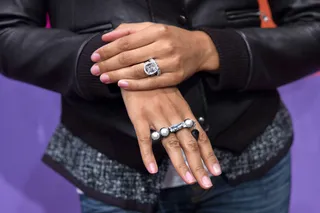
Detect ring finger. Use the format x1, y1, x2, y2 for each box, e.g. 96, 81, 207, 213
172, 98, 221, 179
173, 122, 213, 189
93, 41, 168, 75
100, 58, 169, 84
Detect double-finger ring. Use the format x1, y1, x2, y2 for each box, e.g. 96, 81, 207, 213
169, 119, 196, 133
151, 127, 170, 141
150, 119, 196, 141
144, 58, 161, 76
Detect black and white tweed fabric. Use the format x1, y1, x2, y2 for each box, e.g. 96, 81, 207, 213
45, 103, 293, 204
214, 103, 293, 179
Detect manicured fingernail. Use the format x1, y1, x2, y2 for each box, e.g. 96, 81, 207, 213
149, 163, 158, 174
185, 171, 196, 183
118, 80, 129, 88
100, 74, 110, 83
213, 163, 222, 176
91, 53, 101, 62
91, 65, 100, 75
202, 176, 213, 188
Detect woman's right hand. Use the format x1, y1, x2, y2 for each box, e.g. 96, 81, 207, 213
121, 87, 221, 189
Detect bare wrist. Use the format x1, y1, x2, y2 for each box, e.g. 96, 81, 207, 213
193, 31, 220, 72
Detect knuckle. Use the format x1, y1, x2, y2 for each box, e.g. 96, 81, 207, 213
172, 56, 182, 68
184, 139, 199, 153
177, 163, 189, 172
194, 165, 205, 174
164, 41, 175, 54
198, 131, 208, 143
158, 24, 169, 35
98, 61, 106, 72
166, 138, 180, 149
138, 136, 151, 146
141, 149, 153, 159
118, 38, 131, 51
118, 52, 131, 65
97, 49, 106, 59
141, 105, 150, 114
206, 151, 217, 162
198, 137, 209, 146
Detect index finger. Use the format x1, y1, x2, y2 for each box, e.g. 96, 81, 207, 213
133, 120, 158, 174
95, 26, 158, 62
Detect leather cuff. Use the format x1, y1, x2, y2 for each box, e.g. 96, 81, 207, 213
198, 28, 251, 91
75, 33, 120, 100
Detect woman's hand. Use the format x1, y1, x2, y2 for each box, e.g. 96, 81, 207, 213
91, 23, 219, 90
121, 87, 221, 189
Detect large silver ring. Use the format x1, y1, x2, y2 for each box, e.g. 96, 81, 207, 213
151, 119, 196, 142
169, 119, 196, 133
144, 58, 161, 76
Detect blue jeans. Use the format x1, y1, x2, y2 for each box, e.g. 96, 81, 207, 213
80, 153, 291, 213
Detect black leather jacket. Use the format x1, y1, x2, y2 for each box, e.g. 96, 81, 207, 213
1, 0, 319, 172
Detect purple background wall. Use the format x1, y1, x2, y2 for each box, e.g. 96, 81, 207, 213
0, 75, 319, 213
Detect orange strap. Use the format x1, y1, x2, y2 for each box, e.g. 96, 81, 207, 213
258, 0, 276, 28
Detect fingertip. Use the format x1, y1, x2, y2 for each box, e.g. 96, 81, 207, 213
118, 80, 129, 88
91, 53, 101, 62
101, 33, 112, 41
185, 171, 196, 184
212, 163, 222, 176
91, 65, 100, 76
148, 162, 158, 174
100, 74, 111, 84
102, 29, 130, 41
202, 176, 213, 188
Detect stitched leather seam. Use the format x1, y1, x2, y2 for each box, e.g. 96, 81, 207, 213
74, 33, 101, 99
235, 30, 253, 91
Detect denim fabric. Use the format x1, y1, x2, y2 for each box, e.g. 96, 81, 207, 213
80, 152, 291, 213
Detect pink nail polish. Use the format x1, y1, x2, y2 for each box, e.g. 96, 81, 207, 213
91, 53, 101, 62
118, 80, 129, 88
185, 172, 196, 183
100, 74, 110, 83
91, 65, 100, 75
149, 163, 158, 174
202, 176, 213, 188
213, 163, 222, 176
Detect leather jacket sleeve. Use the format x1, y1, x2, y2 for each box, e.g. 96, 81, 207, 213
0, 0, 119, 99
200, 0, 320, 91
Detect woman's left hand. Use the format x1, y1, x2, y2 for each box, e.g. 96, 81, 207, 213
90, 22, 219, 90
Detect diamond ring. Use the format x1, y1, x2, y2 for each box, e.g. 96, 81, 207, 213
144, 58, 161, 76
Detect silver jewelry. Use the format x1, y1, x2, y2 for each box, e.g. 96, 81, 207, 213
160, 127, 170, 137
151, 131, 161, 141
144, 58, 161, 76
169, 119, 196, 133
169, 122, 185, 133
151, 119, 195, 141
184, 119, 195, 128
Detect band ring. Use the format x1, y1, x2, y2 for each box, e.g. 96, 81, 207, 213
144, 58, 161, 76
150, 119, 196, 142
169, 119, 196, 133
